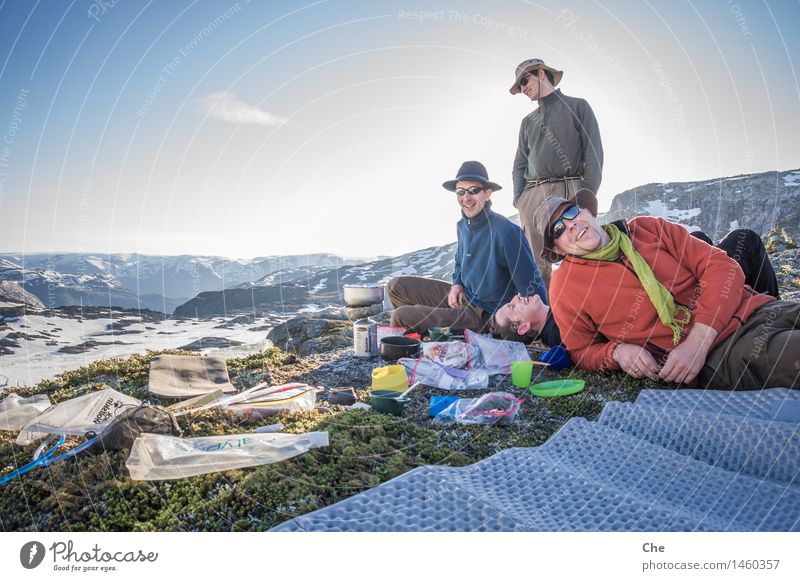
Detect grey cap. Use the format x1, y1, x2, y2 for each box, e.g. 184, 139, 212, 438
533, 189, 599, 263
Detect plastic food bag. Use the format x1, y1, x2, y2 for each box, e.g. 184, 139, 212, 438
421, 341, 477, 369
17, 388, 141, 445
398, 358, 489, 391
202, 339, 274, 360
126, 431, 329, 480
465, 330, 530, 374
0, 394, 51, 431
433, 391, 523, 426
203, 382, 319, 416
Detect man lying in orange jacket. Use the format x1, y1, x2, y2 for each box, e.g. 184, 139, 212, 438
493, 188, 799, 389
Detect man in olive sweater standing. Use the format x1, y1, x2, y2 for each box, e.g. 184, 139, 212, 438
510, 58, 604, 290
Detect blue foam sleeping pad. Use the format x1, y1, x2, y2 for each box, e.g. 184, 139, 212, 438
273, 389, 800, 532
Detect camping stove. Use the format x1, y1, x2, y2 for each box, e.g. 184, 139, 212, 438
342, 284, 385, 357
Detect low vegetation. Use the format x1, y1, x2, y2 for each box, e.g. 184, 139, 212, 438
1, 344, 667, 531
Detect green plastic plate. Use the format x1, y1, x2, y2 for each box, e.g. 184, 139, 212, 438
529, 379, 585, 398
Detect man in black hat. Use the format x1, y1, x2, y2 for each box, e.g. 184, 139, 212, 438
510, 58, 604, 291
387, 161, 548, 335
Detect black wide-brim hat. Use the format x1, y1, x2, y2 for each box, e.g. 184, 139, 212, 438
442, 160, 503, 192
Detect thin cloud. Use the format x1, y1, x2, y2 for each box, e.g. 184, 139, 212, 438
198, 91, 288, 126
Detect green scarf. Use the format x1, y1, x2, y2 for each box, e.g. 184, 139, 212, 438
583, 223, 691, 345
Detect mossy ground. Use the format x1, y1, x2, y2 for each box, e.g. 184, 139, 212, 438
1, 347, 667, 531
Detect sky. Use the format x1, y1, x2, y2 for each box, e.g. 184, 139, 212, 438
0, 0, 798, 260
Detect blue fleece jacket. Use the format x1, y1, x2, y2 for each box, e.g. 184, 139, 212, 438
452, 201, 548, 314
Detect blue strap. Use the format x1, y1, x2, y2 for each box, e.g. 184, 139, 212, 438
0, 434, 66, 486
39, 436, 98, 468
0, 434, 99, 486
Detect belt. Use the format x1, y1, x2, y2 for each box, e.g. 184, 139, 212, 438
525, 175, 582, 189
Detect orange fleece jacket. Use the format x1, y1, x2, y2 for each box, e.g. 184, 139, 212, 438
550, 216, 774, 372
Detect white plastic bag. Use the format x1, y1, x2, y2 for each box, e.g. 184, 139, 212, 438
204, 382, 319, 416
433, 391, 523, 425
0, 393, 51, 431
465, 330, 530, 374
398, 358, 489, 391
17, 388, 140, 445
126, 431, 329, 480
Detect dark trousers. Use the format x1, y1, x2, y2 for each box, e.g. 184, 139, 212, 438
386, 276, 490, 334
699, 301, 800, 390
716, 229, 780, 299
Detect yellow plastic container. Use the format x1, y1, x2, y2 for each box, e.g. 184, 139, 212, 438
371, 365, 408, 392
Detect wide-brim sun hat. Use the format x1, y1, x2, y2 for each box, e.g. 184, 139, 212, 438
442, 160, 503, 192
532, 188, 598, 263
509, 58, 564, 95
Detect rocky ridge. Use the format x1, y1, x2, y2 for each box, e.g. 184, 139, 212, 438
603, 169, 800, 245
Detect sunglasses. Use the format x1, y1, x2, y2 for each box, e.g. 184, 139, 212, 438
520, 72, 538, 87
455, 185, 486, 197
549, 204, 581, 239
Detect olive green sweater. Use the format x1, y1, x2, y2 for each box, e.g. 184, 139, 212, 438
512, 89, 604, 203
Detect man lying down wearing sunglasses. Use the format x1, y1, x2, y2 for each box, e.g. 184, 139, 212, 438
492, 188, 800, 390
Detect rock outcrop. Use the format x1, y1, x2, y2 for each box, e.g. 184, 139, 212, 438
266, 314, 352, 356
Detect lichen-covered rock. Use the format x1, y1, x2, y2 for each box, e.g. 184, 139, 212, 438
267, 314, 350, 354
772, 247, 800, 302
299, 335, 352, 356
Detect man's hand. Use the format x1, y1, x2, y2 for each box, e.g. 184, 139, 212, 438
448, 284, 465, 308
659, 323, 718, 384
612, 343, 661, 380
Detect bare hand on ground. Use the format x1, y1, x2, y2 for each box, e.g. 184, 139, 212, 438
659, 323, 717, 384
448, 284, 465, 309
613, 343, 660, 380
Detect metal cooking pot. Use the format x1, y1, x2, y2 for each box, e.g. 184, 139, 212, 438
342, 284, 385, 307
380, 336, 421, 362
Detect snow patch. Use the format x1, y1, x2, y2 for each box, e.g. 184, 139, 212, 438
642, 200, 701, 226
783, 171, 800, 187
309, 277, 327, 295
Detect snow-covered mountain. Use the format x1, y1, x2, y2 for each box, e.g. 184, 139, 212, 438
0, 253, 371, 313
0, 281, 44, 308
175, 243, 457, 317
